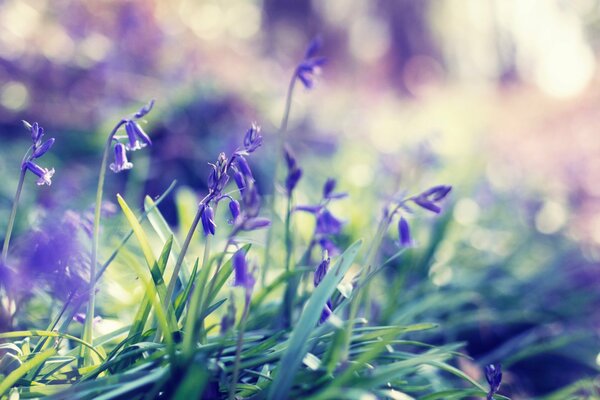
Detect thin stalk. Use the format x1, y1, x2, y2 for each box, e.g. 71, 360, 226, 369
261, 74, 297, 286
228, 301, 250, 400
81, 120, 126, 366
281, 194, 295, 328
2, 167, 27, 263
164, 197, 208, 304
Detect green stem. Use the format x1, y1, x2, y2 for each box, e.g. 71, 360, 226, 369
82, 119, 126, 366
261, 74, 297, 286
2, 167, 27, 263
164, 199, 207, 305
282, 194, 295, 328
228, 301, 250, 400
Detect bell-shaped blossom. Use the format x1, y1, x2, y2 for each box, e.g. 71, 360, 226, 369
109, 143, 133, 173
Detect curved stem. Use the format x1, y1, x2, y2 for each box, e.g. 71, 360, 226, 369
81, 119, 126, 366
2, 167, 27, 263
282, 194, 295, 328
261, 74, 297, 286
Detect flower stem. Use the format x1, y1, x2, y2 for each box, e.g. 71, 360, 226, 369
1, 167, 27, 264
261, 74, 297, 286
228, 301, 250, 400
282, 194, 295, 328
81, 120, 126, 366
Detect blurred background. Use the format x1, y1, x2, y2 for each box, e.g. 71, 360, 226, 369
1, 0, 600, 398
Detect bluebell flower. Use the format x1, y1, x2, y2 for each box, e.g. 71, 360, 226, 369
485, 363, 502, 399
235, 155, 254, 180
412, 185, 452, 214
323, 178, 348, 200
294, 204, 323, 214
232, 248, 255, 303
125, 120, 152, 151
23, 121, 44, 145
229, 199, 241, 221
296, 37, 327, 89
109, 143, 133, 173
316, 209, 343, 235
24, 161, 55, 186
31, 138, 55, 159
318, 237, 340, 256
134, 99, 155, 119
398, 217, 413, 247
313, 256, 330, 287
285, 168, 303, 194
201, 205, 216, 236
243, 123, 262, 154
232, 169, 246, 193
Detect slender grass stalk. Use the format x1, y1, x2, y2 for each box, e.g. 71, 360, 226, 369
227, 301, 250, 400
82, 119, 126, 366
261, 74, 297, 286
2, 167, 27, 264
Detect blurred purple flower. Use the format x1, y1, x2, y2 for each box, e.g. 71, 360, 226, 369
229, 199, 241, 221
242, 123, 263, 154
134, 99, 155, 119
242, 217, 271, 231
398, 217, 413, 247
109, 143, 133, 173
323, 178, 347, 200
232, 248, 255, 303
296, 37, 327, 89
31, 138, 55, 159
313, 256, 330, 287
316, 209, 343, 235
411, 185, 452, 214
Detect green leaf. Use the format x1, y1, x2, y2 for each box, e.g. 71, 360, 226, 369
267, 240, 362, 400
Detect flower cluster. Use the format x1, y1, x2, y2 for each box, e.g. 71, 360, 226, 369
199, 123, 269, 237
21, 121, 56, 186
390, 185, 452, 247
109, 100, 154, 173
296, 178, 347, 256
295, 37, 327, 89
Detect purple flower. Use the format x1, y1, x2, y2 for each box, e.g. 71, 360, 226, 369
285, 168, 303, 194
313, 256, 330, 287
232, 248, 255, 303
398, 217, 413, 247
323, 178, 347, 200
134, 99, 155, 119
485, 363, 502, 399
318, 237, 340, 256
243, 123, 263, 153
235, 155, 253, 180
24, 161, 55, 186
229, 199, 241, 221
412, 185, 452, 214
294, 204, 323, 214
125, 120, 152, 151
201, 205, 216, 236
23, 121, 44, 145
31, 138, 55, 159
109, 143, 133, 173
233, 169, 246, 193
316, 209, 343, 235
320, 300, 333, 324
296, 37, 327, 89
